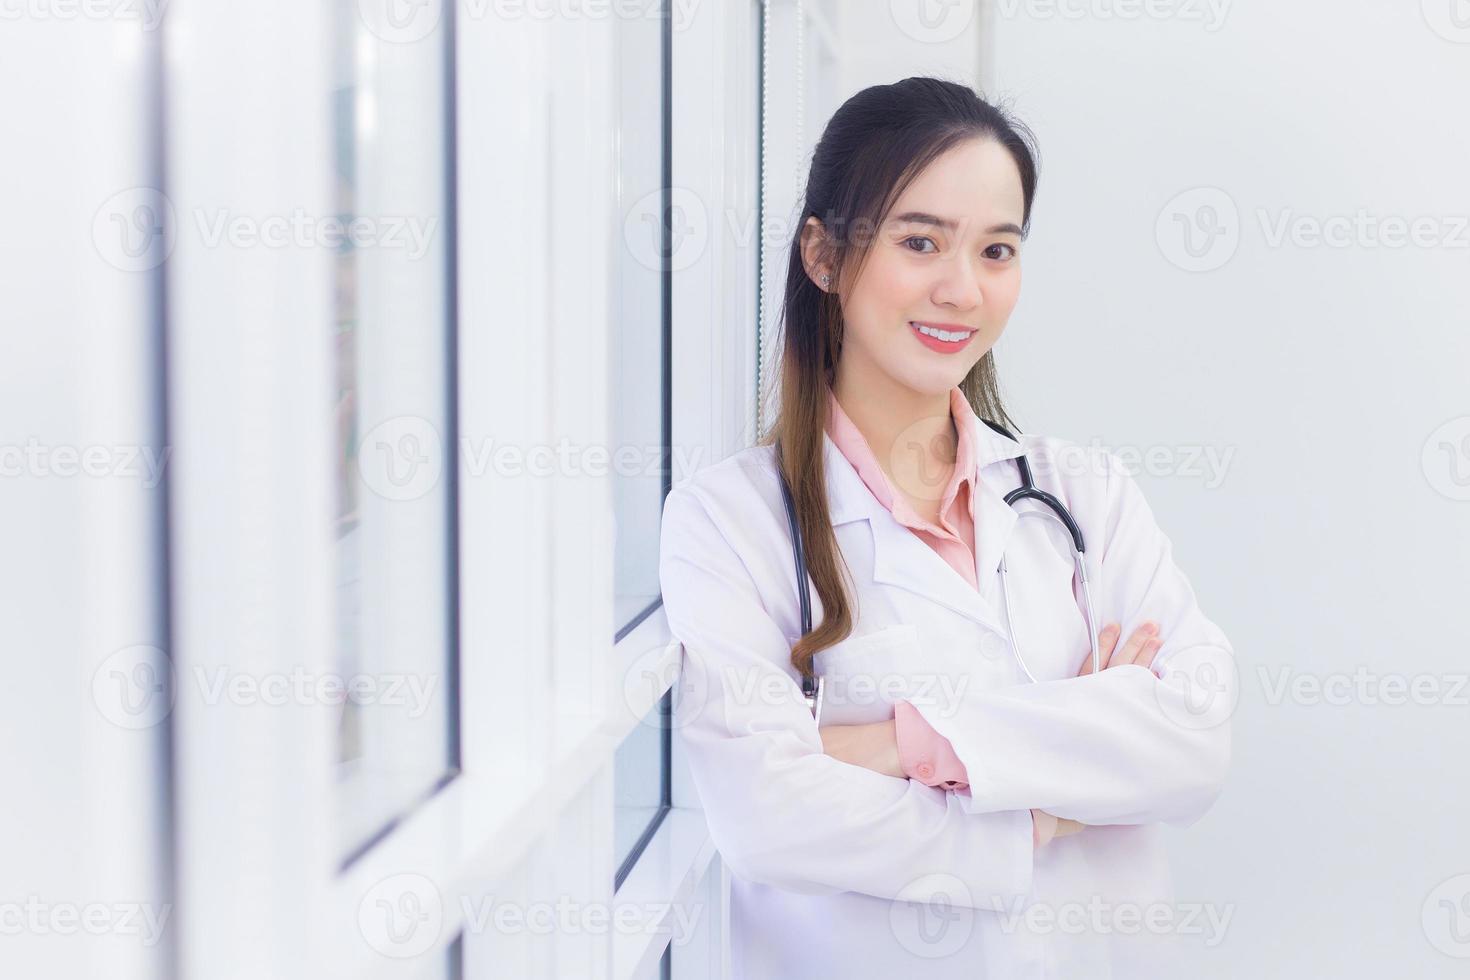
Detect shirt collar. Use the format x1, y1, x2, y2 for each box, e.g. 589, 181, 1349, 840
822, 384, 1025, 526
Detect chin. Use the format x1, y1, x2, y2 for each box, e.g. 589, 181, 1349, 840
891, 363, 972, 396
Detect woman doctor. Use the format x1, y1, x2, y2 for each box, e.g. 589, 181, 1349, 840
657, 76, 1237, 978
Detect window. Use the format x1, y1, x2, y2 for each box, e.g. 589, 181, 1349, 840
331, 0, 460, 861
612, 0, 674, 891
613, 696, 671, 889
612, 0, 673, 637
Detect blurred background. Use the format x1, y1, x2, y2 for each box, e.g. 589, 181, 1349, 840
2, 0, 1468, 977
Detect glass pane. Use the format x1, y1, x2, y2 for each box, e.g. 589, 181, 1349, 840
611, 0, 671, 893
613, 693, 669, 885
331, 0, 457, 858
632, 941, 672, 980
612, 0, 667, 632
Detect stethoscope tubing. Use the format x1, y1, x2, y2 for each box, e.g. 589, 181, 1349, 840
780, 419, 1098, 719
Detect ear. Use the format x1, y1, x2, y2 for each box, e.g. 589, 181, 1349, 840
800, 216, 832, 291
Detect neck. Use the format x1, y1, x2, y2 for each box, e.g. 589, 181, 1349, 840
831, 360, 958, 488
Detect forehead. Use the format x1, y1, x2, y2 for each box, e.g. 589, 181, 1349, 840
888, 138, 1025, 231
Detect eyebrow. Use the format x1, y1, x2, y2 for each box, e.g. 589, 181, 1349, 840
891, 211, 1023, 236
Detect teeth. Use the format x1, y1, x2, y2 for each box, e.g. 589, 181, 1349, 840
913, 323, 971, 343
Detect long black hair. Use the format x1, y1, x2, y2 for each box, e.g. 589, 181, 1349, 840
758, 76, 1041, 679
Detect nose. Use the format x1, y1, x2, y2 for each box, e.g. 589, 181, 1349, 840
931, 251, 983, 310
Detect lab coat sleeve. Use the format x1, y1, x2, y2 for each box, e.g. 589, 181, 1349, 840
916, 452, 1236, 828
658, 482, 1036, 910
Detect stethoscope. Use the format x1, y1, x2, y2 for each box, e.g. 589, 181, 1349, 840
778, 419, 1102, 722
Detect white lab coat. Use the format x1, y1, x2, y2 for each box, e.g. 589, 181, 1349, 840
657, 418, 1237, 979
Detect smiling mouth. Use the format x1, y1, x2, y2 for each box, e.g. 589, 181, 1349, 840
909, 321, 977, 353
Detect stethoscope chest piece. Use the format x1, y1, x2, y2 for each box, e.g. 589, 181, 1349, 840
802, 676, 825, 727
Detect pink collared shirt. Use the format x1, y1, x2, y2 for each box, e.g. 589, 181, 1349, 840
825, 386, 1057, 848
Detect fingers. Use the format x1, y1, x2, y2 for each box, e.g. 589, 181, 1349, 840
1140, 634, 1165, 671
1078, 621, 1162, 675
1114, 621, 1160, 669
1053, 818, 1086, 839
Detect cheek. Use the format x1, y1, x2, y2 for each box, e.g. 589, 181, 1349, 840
861, 249, 934, 302
985, 267, 1023, 316
845, 257, 927, 338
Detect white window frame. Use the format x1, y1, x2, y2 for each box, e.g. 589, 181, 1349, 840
1, 13, 174, 980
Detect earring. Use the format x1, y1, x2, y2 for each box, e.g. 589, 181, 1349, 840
819, 273, 831, 289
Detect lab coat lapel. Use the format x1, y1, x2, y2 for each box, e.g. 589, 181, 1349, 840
822, 414, 1026, 635
968, 415, 1028, 607
971, 464, 1019, 608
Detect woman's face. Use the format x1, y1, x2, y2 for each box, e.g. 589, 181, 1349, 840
805, 137, 1026, 397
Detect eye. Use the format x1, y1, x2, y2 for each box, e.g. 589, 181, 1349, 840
984, 242, 1018, 261
902, 236, 937, 254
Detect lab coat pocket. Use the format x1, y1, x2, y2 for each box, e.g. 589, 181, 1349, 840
809, 623, 921, 727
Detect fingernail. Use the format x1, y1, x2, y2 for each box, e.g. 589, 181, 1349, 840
1142, 622, 1158, 634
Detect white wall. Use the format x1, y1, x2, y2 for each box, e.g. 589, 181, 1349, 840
978, 1, 1470, 975
766, 1, 1470, 972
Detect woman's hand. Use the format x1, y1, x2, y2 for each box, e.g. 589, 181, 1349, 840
819, 627, 1167, 824
818, 719, 904, 779
1031, 808, 1087, 846
1052, 817, 1086, 838
1076, 620, 1165, 676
